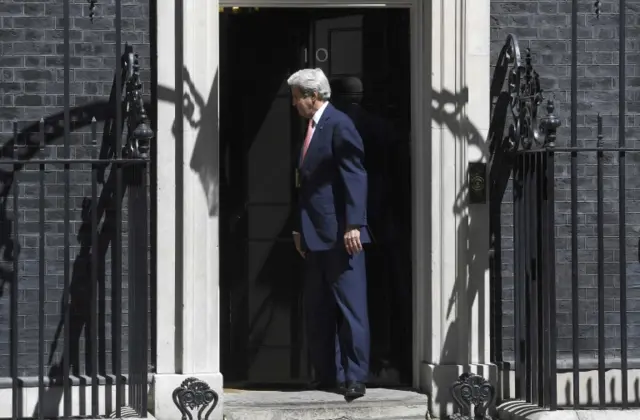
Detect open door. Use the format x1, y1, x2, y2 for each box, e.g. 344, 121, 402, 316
219, 8, 310, 384
220, 7, 412, 387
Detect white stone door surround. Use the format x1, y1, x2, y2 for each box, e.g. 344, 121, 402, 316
154, 0, 491, 419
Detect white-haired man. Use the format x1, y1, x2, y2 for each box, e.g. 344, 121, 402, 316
288, 68, 371, 399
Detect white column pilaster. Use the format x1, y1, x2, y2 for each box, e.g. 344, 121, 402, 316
154, 0, 222, 419
419, 0, 494, 417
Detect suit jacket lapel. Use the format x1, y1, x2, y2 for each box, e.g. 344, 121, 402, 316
300, 104, 333, 169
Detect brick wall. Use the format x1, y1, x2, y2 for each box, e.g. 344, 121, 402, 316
0, 0, 151, 377
491, 1, 640, 367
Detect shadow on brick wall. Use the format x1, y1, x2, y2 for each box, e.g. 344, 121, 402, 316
428, 84, 504, 417
0, 62, 153, 418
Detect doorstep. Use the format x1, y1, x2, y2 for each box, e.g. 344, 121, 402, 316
223, 387, 429, 420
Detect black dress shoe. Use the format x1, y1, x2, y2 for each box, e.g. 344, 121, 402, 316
345, 381, 366, 399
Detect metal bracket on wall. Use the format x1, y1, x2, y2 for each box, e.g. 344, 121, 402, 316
172, 377, 220, 420
468, 162, 487, 204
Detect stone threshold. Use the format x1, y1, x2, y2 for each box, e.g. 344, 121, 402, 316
223, 387, 429, 420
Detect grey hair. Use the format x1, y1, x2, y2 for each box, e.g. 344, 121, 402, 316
287, 68, 332, 100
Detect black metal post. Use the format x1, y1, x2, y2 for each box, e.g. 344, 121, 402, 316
523, 154, 532, 402
513, 156, 525, 399
596, 115, 606, 408
570, 0, 580, 409
534, 152, 544, 404
114, 0, 124, 415
63, 0, 72, 416
11, 121, 19, 420
546, 145, 557, 410
539, 150, 550, 408
91, 118, 100, 416
619, 0, 629, 409
538, 97, 560, 410
123, 44, 154, 417
529, 151, 540, 405
38, 119, 46, 420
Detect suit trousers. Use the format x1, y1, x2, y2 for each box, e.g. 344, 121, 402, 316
303, 248, 370, 384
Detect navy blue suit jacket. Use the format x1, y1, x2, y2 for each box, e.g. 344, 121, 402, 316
296, 103, 371, 252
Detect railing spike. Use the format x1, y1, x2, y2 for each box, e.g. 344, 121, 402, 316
39, 118, 45, 151
123, 48, 154, 159
597, 113, 604, 147
88, 0, 97, 23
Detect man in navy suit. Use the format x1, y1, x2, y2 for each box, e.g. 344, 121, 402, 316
287, 68, 370, 399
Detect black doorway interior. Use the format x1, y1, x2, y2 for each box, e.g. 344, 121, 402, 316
219, 7, 412, 388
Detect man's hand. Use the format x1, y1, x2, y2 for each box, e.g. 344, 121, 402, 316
344, 227, 363, 255
293, 231, 305, 259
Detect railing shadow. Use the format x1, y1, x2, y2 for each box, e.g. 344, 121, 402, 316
428, 32, 541, 418
428, 85, 491, 418
156, 65, 220, 217
33, 171, 127, 418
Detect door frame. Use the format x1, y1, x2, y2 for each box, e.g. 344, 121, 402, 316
219, 0, 428, 389
219, 0, 432, 387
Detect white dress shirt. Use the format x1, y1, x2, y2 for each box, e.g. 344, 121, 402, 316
309, 101, 329, 141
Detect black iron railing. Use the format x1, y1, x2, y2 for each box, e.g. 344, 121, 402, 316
491, 0, 639, 410
511, 146, 557, 408
508, 128, 640, 410
487, 29, 561, 409
0, 3, 153, 417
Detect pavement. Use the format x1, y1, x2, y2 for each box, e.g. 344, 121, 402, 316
498, 400, 640, 420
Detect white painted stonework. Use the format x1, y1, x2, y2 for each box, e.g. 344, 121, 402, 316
155, 0, 223, 418
154, 0, 491, 419
420, 0, 493, 417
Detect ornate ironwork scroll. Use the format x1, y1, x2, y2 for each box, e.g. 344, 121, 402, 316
594, 0, 601, 18
450, 373, 496, 420
88, 0, 97, 23
504, 37, 543, 151
172, 377, 219, 420
123, 47, 154, 159
493, 34, 560, 153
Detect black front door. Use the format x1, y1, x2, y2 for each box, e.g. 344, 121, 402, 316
220, 7, 412, 386
219, 8, 309, 385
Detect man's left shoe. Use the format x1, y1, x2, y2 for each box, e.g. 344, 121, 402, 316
345, 381, 366, 399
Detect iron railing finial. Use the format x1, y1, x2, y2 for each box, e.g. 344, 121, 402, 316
539, 98, 561, 147
124, 48, 154, 159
